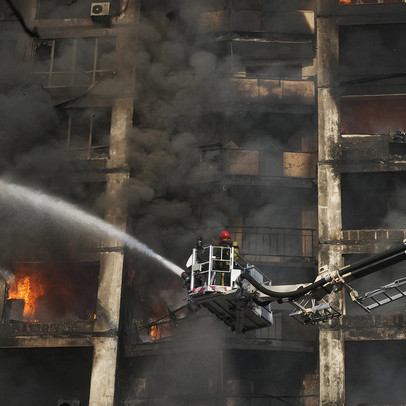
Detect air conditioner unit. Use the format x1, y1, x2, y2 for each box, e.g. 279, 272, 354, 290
90, 2, 110, 17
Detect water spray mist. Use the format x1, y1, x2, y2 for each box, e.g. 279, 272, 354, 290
0, 180, 184, 277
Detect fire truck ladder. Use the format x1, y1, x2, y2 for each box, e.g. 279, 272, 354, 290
359, 277, 406, 310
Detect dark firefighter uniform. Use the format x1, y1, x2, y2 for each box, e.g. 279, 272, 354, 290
216, 230, 239, 286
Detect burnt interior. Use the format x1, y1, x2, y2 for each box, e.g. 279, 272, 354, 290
341, 171, 406, 229
0, 347, 93, 406
341, 96, 406, 135
121, 349, 317, 404
340, 23, 406, 81
4, 261, 99, 322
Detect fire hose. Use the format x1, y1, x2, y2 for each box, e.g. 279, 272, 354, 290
238, 272, 331, 301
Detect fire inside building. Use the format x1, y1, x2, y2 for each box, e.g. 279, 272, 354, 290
2, 0, 406, 405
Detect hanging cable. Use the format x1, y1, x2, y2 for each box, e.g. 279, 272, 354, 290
4, 0, 40, 38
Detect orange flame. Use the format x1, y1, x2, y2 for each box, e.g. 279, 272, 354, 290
8, 274, 45, 320
150, 324, 161, 341
6, 262, 98, 322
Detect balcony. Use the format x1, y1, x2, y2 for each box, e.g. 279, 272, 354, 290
198, 9, 314, 35
196, 145, 316, 188
340, 95, 406, 166
342, 229, 406, 252
229, 226, 317, 263
230, 77, 315, 105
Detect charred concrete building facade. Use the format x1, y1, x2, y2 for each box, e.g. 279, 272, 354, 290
0, 0, 406, 405
318, 1, 406, 405
0, 1, 137, 404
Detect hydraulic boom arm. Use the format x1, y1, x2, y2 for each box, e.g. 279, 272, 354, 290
236, 241, 406, 325
185, 241, 406, 331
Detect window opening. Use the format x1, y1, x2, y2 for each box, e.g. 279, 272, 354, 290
32, 37, 115, 88
66, 107, 111, 159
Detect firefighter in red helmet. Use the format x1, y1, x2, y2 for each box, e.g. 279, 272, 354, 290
219, 230, 230, 242
219, 230, 239, 255
216, 230, 240, 286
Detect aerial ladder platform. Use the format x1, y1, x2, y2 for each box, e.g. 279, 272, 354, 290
182, 241, 406, 333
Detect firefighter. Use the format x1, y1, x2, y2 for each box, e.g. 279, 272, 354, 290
194, 236, 205, 286
182, 236, 206, 288
219, 231, 240, 257
195, 236, 205, 262
215, 231, 240, 286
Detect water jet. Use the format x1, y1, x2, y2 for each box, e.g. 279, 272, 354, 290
0, 180, 184, 277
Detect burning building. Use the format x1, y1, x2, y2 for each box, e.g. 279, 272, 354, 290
0, 0, 406, 405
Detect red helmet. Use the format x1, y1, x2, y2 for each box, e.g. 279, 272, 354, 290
219, 230, 230, 241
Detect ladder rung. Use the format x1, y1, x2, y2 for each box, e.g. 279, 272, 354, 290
364, 285, 406, 310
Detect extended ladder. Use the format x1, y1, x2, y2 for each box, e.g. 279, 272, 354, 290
359, 277, 406, 310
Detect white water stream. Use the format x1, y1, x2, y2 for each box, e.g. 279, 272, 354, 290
0, 180, 184, 277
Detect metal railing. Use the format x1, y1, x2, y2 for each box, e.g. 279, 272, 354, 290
229, 226, 317, 262
199, 146, 316, 179
199, 146, 285, 177
190, 245, 236, 289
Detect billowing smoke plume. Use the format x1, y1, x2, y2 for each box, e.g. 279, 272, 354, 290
0, 1, 315, 325
0, 2, 320, 404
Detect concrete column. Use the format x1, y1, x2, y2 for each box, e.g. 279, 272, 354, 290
23, 0, 39, 22
317, 12, 346, 406
318, 163, 341, 243
0, 276, 7, 322
88, 337, 119, 405
318, 244, 345, 406
88, 70, 135, 406
117, 0, 139, 23
319, 325, 345, 406
87, 0, 140, 393
89, 99, 132, 403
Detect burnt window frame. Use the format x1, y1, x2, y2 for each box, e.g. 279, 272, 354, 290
65, 107, 112, 160
32, 36, 116, 88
